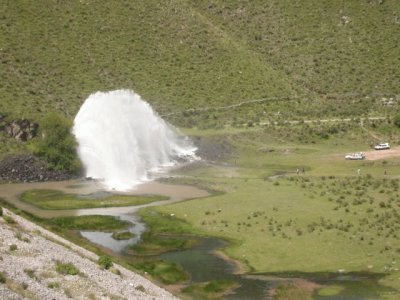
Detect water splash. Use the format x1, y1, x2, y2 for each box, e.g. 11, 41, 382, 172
73, 90, 197, 191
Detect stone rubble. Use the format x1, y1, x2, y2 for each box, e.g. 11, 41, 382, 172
0, 155, 78, 183
0, 208, 179, 300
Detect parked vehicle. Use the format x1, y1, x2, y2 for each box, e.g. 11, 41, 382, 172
374, 143, 390, 150
345, 152, 365, 160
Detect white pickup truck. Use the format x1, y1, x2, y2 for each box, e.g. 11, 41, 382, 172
345, 152, 365, 160
374, 143, 390, 150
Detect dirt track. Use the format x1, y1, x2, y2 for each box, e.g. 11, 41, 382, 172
364, 146, 400, 161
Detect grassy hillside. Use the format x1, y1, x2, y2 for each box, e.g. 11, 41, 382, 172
1, 0, 300, 125
1, 0, 399, 129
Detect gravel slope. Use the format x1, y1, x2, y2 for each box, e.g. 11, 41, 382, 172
0, 208, 179, 300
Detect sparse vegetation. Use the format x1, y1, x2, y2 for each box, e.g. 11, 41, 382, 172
1, 0, 399, 136
111, 231, 135, 240
3, 215, 16, 224
55, 261, 80, 276
132, 209, 198, 256
0, 271, 6, 283
47, 282, 60, 289
98, 255, 113, 270
139, 127, 400, 297
132, 260, 188, 285
274, 283, 312, 300
24, 269, 36, 279
48, 215, 130, 232
20, 189, 166, 210
182, 280, 239, 300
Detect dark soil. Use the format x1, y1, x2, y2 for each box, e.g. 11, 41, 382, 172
192, 136, 234, 161
0, 154, 79, 183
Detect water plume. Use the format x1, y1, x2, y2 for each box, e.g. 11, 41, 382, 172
73, 90, 197, 191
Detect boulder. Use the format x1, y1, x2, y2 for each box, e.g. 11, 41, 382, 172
4, 119, 38, 141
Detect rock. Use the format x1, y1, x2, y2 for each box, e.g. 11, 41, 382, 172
0, 154, 79, 183
4, 119, 38, 141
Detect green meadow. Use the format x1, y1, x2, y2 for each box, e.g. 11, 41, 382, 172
141, 123, 400, 298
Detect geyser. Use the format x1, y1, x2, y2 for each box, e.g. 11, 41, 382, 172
73, 90, 197, 191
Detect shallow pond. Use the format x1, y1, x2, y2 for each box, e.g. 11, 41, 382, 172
158, 237, 392, 300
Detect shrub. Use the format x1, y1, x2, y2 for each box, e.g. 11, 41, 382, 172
33, 113, 81, 172
0, 207, 2, 216
9, 244, 17, 251
0, 272, 6, 283
47, 282, 60, 289
3, 215, 16, 224
24, 269, 36, 279
110, 267, 121, 276
55, 262, 79, 275
98, 255, 113, 270
135, 285, 146, 292
393, 114, 400, 128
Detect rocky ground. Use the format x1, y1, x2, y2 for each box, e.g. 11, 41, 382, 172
0, 155, 78, 183
0, 208, 179, 300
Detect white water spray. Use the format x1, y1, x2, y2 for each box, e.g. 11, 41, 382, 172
73, 90, 197, 191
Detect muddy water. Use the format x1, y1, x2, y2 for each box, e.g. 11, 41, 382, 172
0, 179, 209, 252
0, 179, 209, 218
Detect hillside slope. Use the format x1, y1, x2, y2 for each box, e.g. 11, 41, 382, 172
1, 0, 399, 127
0, 208, 178, 299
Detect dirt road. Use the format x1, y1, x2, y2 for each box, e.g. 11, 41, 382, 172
364, 146, 400, 161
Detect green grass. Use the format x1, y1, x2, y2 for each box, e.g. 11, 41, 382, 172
3, 215, 16, 224
131, 260, 188, 285
274, 283, 312, 300
0, 272, 6, 284
20, 189, 166, 210
153, 176, 400, 272
111, 231, 135, 240
97, 255, 113, 270
55, 261, 80, 276
131, 233, 198, 256
182, 280, 239, 300
0, 0, 299, 127
47, 215, 129, 231
317, 285, 345, 296
139, 126, 400, 297
1, 0, 398, 133
132, 209, 198, 256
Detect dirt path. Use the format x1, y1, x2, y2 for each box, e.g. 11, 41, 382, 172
364, 146, 400, 161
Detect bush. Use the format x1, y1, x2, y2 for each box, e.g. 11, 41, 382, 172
33, 113, 81, 172
393, 114, 400, 128
47, 282, 60, 289
0, 272, 6, 283
0, 207, 2, 216
55, 262, 79, 275
24, 269, 36, 279
9, 244, 17, 251
3, 215, 16, 224
98, 255, 113, 270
